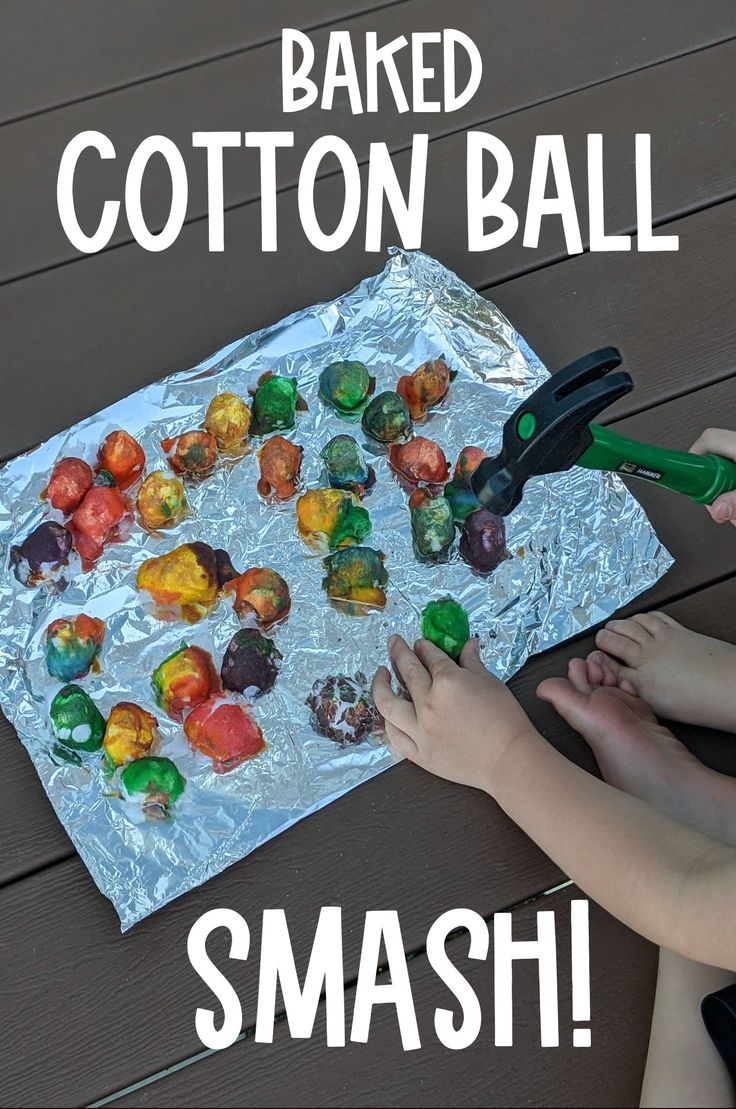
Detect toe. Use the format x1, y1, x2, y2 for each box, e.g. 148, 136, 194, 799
584, 654, 606, 687
537, 677, 592, 733
595, 628, 643, 666
630, 613, 662, 637
586, 649, 622, 686
606, 617, 650, 644
649, 610, 678, 631
567, 657, 592, 693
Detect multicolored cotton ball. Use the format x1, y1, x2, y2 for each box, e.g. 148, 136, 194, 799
44, 614, 105, 681
224, 567, 291, 627
296, 488, 371, 553
102, 702, 158, 769
184, 693, 266, 773
204, 392, 251, 451
152, 644, 220, 720
96, 430, 145, 489
136, 542, 219, 620
321, 546, 388, 612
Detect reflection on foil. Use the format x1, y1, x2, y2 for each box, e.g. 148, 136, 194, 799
0, 250, 672, 929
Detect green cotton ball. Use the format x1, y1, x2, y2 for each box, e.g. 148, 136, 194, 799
411, 496, 455, 560
319, 361, 372, 414
252, 376, 298, 433
120, 756, 186, 809
421, 598, 470, 661
361, 391, 412, 443
49, 684, 106, 751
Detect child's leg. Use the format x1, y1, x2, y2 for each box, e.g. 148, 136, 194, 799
536, 666, 736, 1107
641, 949, 734, 1108
588, 612, 736, 732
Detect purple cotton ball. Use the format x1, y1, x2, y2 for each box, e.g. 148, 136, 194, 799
459, 509, 507, 574
10, 521, 73, 585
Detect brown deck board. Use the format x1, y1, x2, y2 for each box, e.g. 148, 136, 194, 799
1, 578, 733, 1107
0, 0, 403, 124
2, 14, 735, 284
114, 885, 658, 1109
0, 187, 734, 463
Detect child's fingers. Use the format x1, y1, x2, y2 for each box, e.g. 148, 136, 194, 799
383, 719, 419, 761
413, 638, 458, 677
689, 427, 736, 461
458, 636, 487, 675
594, 628, 641, 666
372, 665, 418, 734
388, 635, 431, 698
707, 491, 736, 524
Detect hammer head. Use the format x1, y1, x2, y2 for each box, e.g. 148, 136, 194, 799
470, 347, 633, 516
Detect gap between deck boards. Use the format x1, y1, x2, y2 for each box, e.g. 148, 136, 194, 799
0, 0, 409, 127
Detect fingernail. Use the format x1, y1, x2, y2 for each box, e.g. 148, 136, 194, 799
388, 634, 398, 649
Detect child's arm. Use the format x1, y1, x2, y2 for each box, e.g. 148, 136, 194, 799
372, 636, 736, 971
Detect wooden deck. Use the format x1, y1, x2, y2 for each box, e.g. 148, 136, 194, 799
1, 3, 735, 1105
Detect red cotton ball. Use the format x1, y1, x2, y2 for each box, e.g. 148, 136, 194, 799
46, 457, 94, 514
70, 485, 127, 563
97, 430, 145, 489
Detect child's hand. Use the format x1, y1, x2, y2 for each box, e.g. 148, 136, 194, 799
690, 428, 736, 525
371, 635, 536, 795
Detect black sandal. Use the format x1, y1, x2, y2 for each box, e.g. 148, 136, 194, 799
702, 982, 736, 1084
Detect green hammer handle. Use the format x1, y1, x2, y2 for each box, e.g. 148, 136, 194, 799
578, 424, 736, 505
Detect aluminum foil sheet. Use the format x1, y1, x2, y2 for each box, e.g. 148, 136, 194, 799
0, 249, 673, 929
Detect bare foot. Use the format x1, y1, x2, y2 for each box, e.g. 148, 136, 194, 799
590, 612, 736, 733
537, 658, 736, 844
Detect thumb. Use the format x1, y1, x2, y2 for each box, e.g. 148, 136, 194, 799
536, 676, 591, 732
458, 636, 488, 675
707, 491, 736, 525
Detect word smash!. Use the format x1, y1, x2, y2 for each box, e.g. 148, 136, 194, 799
56, 29, 679, 254
187, 902, 592, 1051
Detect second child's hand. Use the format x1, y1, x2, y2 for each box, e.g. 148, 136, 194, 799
690, 427, 736, 525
